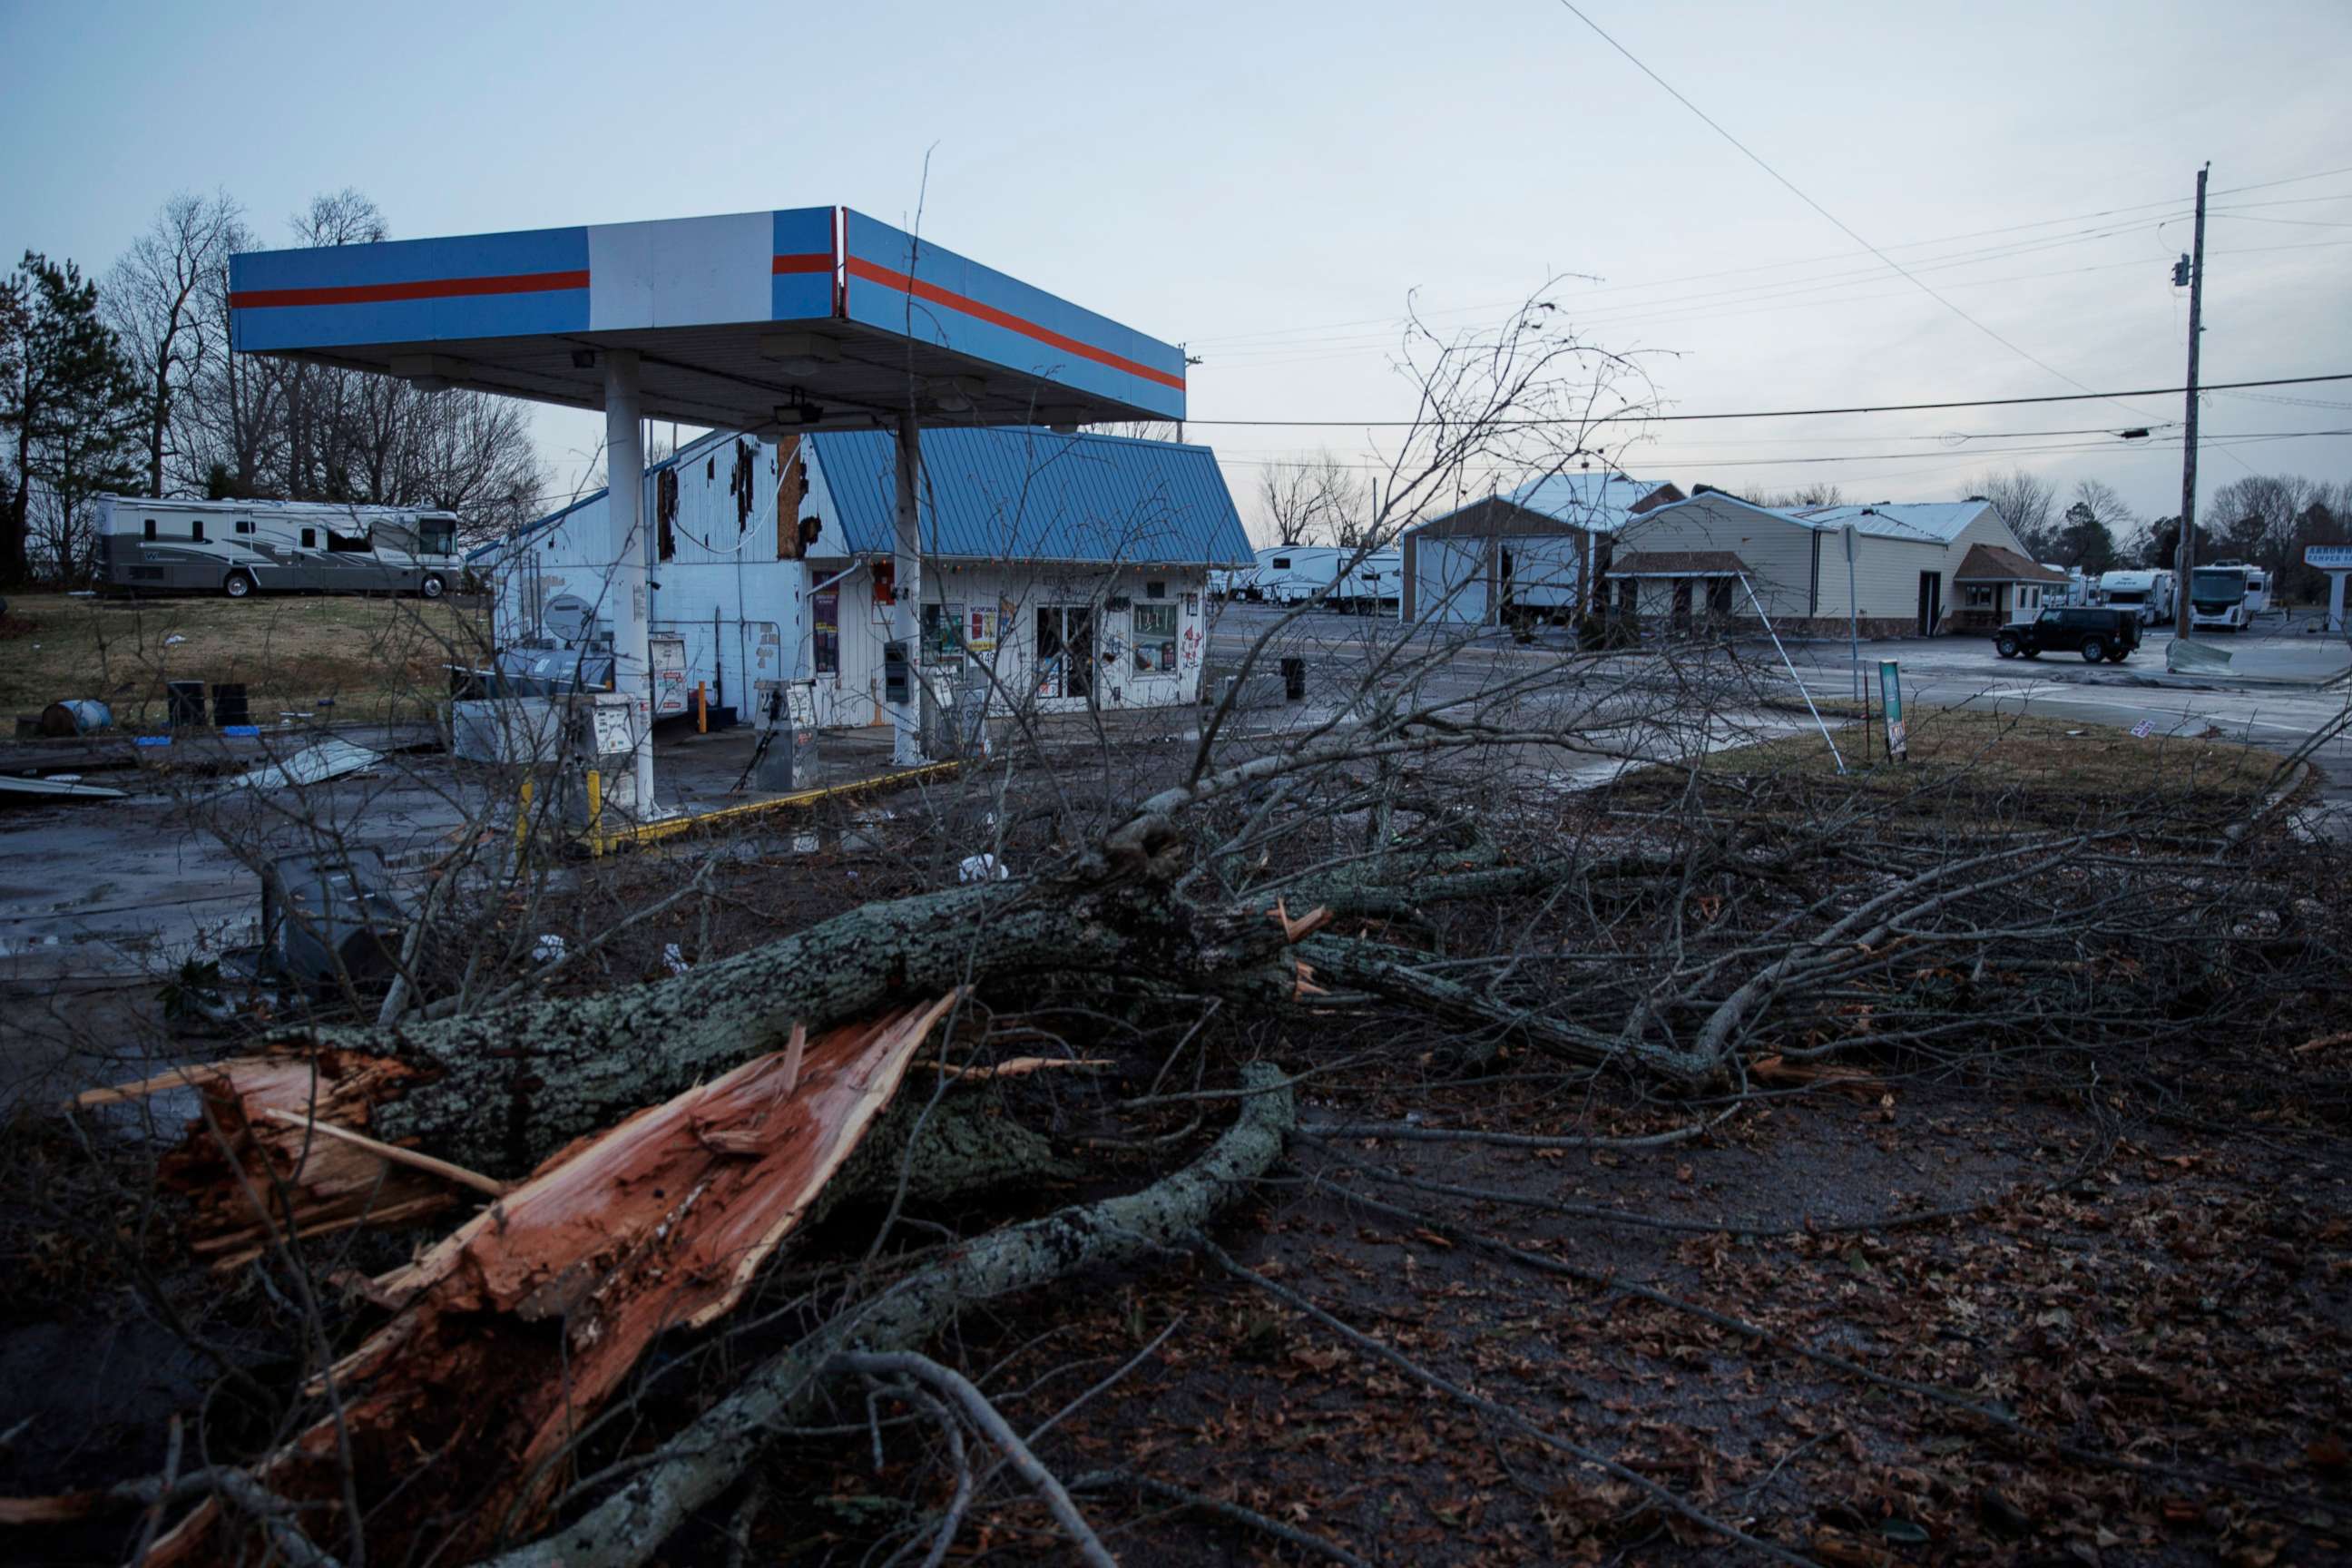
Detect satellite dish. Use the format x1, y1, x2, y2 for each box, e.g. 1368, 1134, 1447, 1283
542, 594, 595, 645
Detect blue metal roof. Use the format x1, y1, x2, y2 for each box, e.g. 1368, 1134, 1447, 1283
811, 426, 1251, 567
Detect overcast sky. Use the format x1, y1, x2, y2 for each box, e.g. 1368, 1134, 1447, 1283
5, 0, 2347, 540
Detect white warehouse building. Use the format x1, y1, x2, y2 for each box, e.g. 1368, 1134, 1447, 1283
474, 425, 1252, 730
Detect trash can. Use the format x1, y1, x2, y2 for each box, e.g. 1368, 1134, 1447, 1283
1279, 657, 1306, 701
212, 683, 250, 726
166, 681, 208, 728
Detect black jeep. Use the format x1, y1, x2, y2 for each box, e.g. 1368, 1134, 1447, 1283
1994, 606, 2141, 664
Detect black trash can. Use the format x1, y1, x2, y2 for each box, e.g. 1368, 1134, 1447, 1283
212, 682, 250, 726
165, 681, 208, 728
1279, 657, 1306, 701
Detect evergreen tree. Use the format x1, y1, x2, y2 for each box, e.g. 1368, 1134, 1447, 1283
1, 251, 142, 583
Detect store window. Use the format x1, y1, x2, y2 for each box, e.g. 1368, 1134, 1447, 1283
813, 593, 839, 675
1965, 584, 1994, 608
921, 601, 966, 662
1132, 601, 1178, 673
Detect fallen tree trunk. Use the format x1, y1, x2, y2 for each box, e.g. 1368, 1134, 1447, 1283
478, 1061, 1297, 1568
340, 880, 1297, 1176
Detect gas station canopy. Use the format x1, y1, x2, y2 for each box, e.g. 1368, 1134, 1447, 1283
229, 206, 1186, 431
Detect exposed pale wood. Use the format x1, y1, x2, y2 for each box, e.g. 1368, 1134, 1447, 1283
255, 1108, 510, 1197
778, 1019, 808, 1096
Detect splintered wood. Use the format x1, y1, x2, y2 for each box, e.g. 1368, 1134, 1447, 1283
80, 1051, 457, 1270
138, 993, 965, 1567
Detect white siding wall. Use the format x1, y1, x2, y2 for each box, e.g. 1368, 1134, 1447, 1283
1811, 532, 1946, 623
1615, 495, 1818, 620
808, 562, 1213, 728
485, 437, 808, 717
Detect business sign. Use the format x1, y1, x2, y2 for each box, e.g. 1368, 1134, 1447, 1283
1878, 660, 1906, 761
2307, 544, 2352, 571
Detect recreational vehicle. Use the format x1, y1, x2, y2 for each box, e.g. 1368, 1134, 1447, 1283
96, 496, 462, 600
2187, 562, 2271, 632
1248, 545, 1400, 612
2095, 569, 2175, 626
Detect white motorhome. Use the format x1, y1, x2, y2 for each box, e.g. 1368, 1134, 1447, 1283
2187, 561, 2271, 632
2096, 568, 2175, 626
96, 496, 461, 600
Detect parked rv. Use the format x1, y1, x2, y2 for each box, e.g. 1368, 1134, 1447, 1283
2187, 561, 2271, 633
1250, 545, 1339, 606
2095, 568, 2175, 626
96, 496, 461, 600
2041, 565, 2093, 608
1245, 546, 1401, 612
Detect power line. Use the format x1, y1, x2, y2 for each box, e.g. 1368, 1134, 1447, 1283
1181, 371, 2352, 428
1184, 169, 2352, 353
1208, 428, 2348, 475
1547, 0, 2167, 424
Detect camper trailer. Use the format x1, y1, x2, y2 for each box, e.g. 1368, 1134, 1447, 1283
96, 496, 461, 599
1249, 544, 1400, 612
2188, 561, 2272, 632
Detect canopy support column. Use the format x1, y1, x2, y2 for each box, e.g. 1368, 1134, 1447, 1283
604, 349, 657, 814
891, 412, 926, 766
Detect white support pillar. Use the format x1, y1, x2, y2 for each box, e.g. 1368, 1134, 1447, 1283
2328, 570, 2348, 636
890, 411, 926, 765
604, 349, 657, 814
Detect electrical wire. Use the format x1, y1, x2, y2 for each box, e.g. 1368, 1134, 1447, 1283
1180, 371, 2352, 428
1545, 0, 2183, 426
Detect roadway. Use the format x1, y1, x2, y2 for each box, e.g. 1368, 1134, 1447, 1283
1208, 601, 2352, 834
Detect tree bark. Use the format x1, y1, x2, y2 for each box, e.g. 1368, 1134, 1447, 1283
348, 880, 1290, 1175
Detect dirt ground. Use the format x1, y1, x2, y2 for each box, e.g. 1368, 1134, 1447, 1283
2, 717, 2346, 1567
1, 592, 490, 729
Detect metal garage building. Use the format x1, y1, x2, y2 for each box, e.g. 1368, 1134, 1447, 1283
1400, 472, 1681, 624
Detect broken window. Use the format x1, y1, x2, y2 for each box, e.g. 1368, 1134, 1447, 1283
1034, 606, 1093, 699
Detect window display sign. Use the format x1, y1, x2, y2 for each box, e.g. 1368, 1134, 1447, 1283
965, 606, 997, 652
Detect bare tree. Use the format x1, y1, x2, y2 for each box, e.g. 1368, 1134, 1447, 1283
1257, 451, 1367, 547
163, 188, 547, 532
103, 191, 245, 498
1961, 466, 2058, 558
1757, 480, 1846, 510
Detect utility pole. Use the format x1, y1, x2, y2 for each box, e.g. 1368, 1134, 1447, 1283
2174, 162, 2209, 638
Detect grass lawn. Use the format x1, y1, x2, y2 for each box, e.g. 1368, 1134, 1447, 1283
1622, 706, 2285, 832
1, 592, 491, 729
